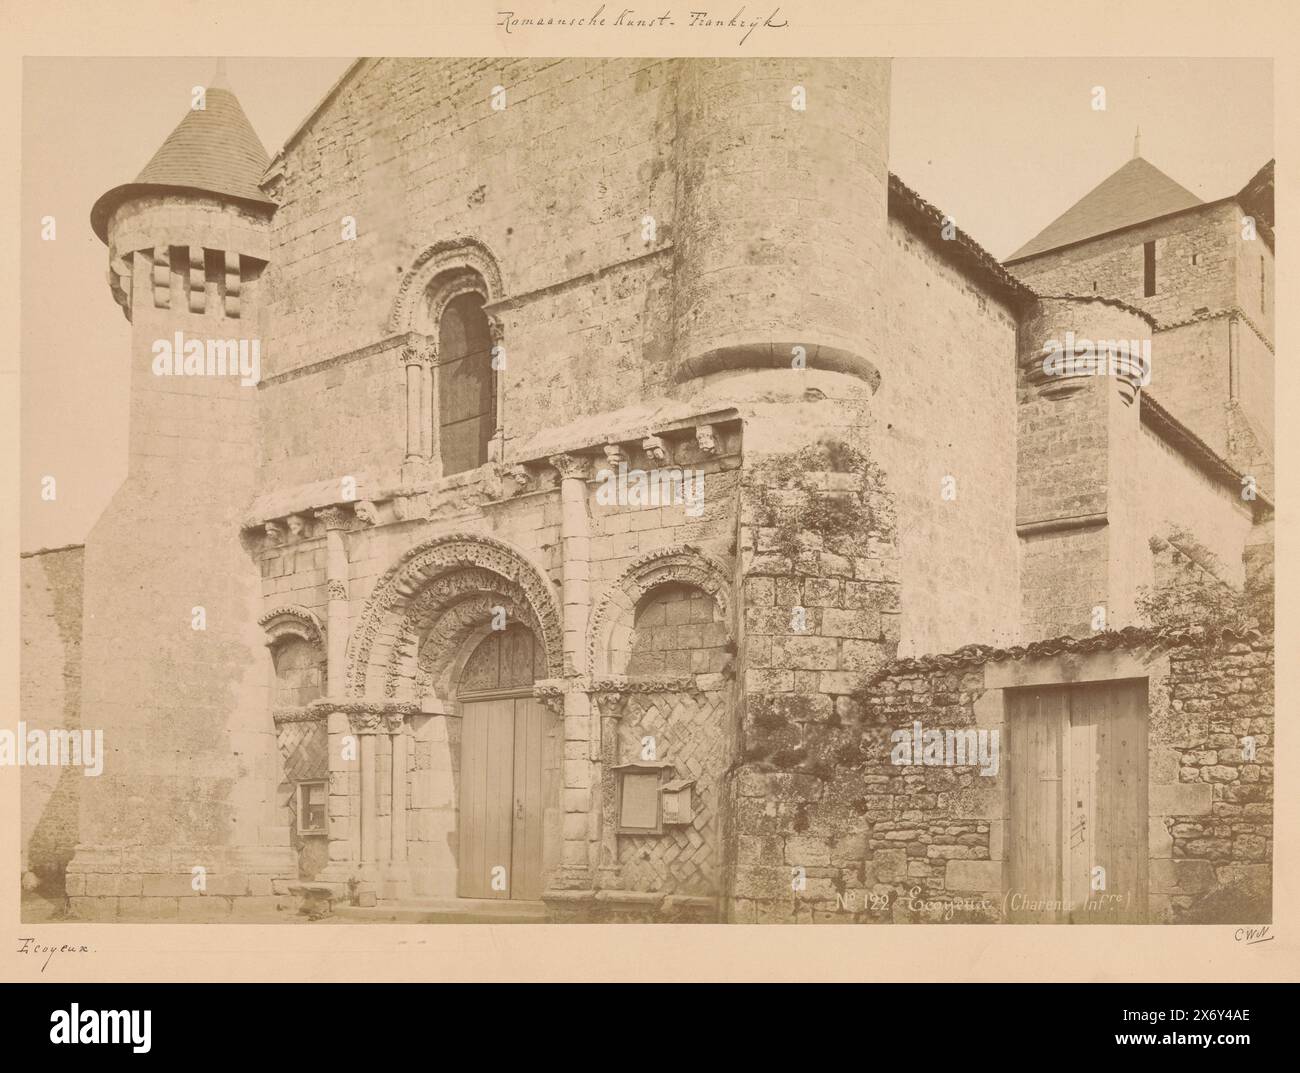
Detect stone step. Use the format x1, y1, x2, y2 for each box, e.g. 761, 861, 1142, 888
328, 897, 548, 924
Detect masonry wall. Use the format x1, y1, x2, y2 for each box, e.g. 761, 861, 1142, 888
1135, 423, 1256, 594
876, 215, 1021, 655
261, 57, 679, 492
1234, 321, 1275, 449
1145, 313, 1274, 465
1149, 318, 1231, 455
1007, 200, 1274, 474
1233, 227, 1274, 343
728, 625, 1272, 924
1149, 633, 1273, 922
1007, 202, 1244, 326
727, 379, 902, 918
19, 546, 85, 886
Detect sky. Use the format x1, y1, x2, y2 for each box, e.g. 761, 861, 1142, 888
20, 56, 1273, 552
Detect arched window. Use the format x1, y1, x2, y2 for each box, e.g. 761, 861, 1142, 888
438, 291, 496, 475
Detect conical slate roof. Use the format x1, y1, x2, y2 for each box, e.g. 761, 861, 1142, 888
91, 86, 275, 242
1006, 157, 1203, 263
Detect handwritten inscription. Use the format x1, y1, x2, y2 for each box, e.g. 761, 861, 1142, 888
498, 6, 790, 46
16, 937, 93, 973
1234, 925, 1273, 946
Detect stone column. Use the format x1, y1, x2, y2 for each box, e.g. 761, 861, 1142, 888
419, 336, 436, 462
548, 453, 596, 889
488, 313, 506, 439
550, 453, 592, 675
315, 508, 350, 691
349, 708, 381, 905
382, 717, 408, 900
403, 338, 423, 465
314, 507, 357, 883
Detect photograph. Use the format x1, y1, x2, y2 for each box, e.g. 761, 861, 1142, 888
18, 51, 1274, 926
1, 1, 1296, 1046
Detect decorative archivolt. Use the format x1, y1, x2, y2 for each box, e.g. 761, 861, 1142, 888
388, 238, 505, 334
345, 534, 562, 698
258, 606, 326, 649
588, 546, 734, 677
389, 580, 543, 703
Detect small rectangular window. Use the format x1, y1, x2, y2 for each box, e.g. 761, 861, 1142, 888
297, 780, 327, 835
1142, 240, 1156, 297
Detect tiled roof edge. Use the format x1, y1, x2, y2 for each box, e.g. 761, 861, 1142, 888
263, 58, 372, 178
19, 542, 86, 558
1140, 391, 1274, 515
888, 173, 1037, 312
1155, 306, 1273, 355
874, 624, 1268, 677
1031, 291, 1158, 326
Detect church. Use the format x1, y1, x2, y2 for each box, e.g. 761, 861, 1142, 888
20, 58, 1273, 923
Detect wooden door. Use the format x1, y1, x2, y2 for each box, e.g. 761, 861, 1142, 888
1006, 680, 1147, 924
510, 697, 554, 901
1067, 681, 1147, 923
1006, 686, 1069, 922
458, 698, 517, 899
458, 696, 555, 900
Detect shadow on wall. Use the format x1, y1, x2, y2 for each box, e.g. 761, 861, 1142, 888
25, 765, 82, 894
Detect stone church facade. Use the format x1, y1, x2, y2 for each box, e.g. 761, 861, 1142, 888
20, 58, 1274, 923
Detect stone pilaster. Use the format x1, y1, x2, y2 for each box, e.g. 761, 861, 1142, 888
548, 451, 599, 890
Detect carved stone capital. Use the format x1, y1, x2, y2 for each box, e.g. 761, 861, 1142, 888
383, 712, 407, 734
695, 424, 717, 454
399, 344, 428, 369
487, 314, 505, 345
314, 506, 349, 531
549, 452, 590, 482
592, 690, 628, 718
347, 710, 383, 734
327, 579, 348, 602
603, 443, 628, 468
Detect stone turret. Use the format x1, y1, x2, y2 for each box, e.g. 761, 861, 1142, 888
67, 72, 293, 917
1016, 296, 1153, 638
671, 58, 890, 387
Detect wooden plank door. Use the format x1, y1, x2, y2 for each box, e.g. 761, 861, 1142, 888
1068, 680, 1148, 923
458, 698, 517, 899
1008, 680, 1148, 924
510, 698, 552, 901
1006, 687, 1069, 923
